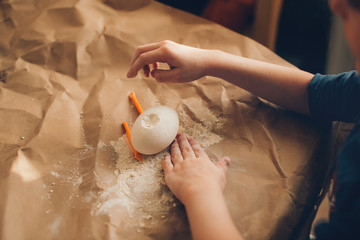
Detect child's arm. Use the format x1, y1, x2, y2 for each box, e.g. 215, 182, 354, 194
127, 40, 314, 114
184, 185, 245, 240
163, 133, 244, 240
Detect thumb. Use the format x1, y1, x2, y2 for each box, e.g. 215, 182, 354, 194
216, 156, 231, 172
151, 68, 181, 83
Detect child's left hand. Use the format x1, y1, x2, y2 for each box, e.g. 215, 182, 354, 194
163, 133, 230, 206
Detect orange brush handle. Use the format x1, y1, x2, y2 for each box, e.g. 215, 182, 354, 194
129, 91, 143, 114
122, 121, 142, 162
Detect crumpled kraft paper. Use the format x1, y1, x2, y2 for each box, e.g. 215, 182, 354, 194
0, 0, 332, 239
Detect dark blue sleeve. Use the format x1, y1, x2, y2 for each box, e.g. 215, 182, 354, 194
315, 125, 360, 240
308, 71, 360, 123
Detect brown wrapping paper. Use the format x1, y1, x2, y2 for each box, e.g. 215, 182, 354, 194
0, 0, 332, 239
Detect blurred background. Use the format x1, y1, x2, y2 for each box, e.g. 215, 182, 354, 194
157, 0, 355, 75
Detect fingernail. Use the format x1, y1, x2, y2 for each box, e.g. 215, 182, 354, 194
127, 71, 135, 78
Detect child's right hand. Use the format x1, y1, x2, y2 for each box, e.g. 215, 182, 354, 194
127, 40, 214, 83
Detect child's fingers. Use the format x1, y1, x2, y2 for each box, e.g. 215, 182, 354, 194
130, 42, 162, 65
171, 138, 183, 164
188, 137, 207, 159
151, 68, 177, 82
127, 48, 164, 78
143, 64, 150, 77
177, 133, 196, 160
163, 153, 173, 174
142, 63, 159, 78
216, 156, 231, 172
152, 62, 159, 70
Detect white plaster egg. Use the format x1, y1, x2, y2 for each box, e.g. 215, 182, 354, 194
131, 106, 179, 155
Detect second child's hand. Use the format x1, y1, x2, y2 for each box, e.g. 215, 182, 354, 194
127, 40, 314, 114
127, 40, 210, 83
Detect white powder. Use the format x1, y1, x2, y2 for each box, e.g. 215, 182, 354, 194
50, 171, 60, 178
91, 106, 226, 231
178, 108, 224, 148
93, 136, 175, 223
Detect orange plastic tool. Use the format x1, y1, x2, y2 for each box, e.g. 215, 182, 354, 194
129, 91, 143, 114
123, 91, 145, 162
122, 121, 142, 162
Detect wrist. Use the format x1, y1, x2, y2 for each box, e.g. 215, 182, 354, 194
183, 186, 244, 240
200, 49, 224, 77
181, 183, 224, 207
202, 49, 236, 78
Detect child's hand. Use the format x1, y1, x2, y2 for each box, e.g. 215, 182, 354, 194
163, 133, 230, 205
127, 40, 212, 83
